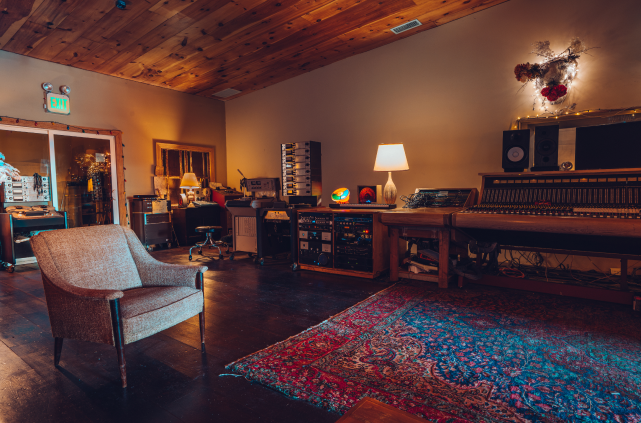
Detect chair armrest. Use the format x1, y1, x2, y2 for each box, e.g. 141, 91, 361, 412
41, 274, 118, 345
124, 228, 207, 288
138, 261, 207, 289
53, 281, 124, 301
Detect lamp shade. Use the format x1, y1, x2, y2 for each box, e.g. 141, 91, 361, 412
373, 144, 409, 172
179, 172, 199, 189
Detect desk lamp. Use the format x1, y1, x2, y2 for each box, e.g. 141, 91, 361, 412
374, 144, 409, 204
180, 173, 200, 208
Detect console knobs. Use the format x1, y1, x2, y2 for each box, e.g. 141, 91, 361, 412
318, 253, 329, 266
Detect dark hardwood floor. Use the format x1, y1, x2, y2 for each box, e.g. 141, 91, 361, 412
0, 247, 393, 423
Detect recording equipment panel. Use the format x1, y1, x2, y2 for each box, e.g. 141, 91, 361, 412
334, 214, 374, 272
4, 205, 65, 228
453, 170, 641, 254
296, 208, 388, 277
298, 212, 333, 267
246, 178, 278, 192
3, 176, 50, 203
281, 141, 322, 202
575, 121, 641, 170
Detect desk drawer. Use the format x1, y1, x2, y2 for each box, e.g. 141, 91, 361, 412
144, 222, 171, 244
145, 213, 170, 225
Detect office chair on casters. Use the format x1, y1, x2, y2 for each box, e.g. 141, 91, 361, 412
189, 226, 228, 261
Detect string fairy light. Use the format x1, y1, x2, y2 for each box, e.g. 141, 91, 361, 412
515, 38, 595, 117
513, 106, 641, 129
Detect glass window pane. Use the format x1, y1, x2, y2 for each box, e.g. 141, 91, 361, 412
0, 130, 51, 204
192, 151, 204, 178
54, 135, 113, 228
166, 149, 180, 177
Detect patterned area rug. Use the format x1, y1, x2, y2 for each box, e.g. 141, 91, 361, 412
226, 285, 641, 422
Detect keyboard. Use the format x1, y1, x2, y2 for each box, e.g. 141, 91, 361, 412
328, 203, 397, 209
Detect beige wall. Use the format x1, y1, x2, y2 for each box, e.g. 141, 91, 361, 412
226, 0, 641, 199
0, 50, 226, 202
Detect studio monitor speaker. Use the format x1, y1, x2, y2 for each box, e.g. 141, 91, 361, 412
531, 125, 559, 171
502, 129, 530, 172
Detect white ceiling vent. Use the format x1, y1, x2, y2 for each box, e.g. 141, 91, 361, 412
390, 19, 422, 35
213, 88, 242, 98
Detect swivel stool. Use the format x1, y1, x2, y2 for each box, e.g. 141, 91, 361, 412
189, 226, 227, 261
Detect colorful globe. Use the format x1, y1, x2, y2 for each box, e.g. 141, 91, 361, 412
331, 188, 350, 204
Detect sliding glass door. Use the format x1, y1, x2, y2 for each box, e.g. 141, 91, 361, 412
53, 135, 115, 228
0, 125, 119, 226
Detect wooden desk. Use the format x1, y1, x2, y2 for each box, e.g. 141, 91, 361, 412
380, 207, 469, 288
172, 206, 221, 246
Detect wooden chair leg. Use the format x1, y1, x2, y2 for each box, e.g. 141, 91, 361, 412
110, 299, 127, 388
199, 312, 206, 350
196, 272, 206, 351
54, 337, 63, 366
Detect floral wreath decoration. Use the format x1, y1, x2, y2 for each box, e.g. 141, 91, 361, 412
514, 38, 593, 114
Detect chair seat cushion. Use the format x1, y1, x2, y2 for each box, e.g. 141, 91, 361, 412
120, 286, 203, 344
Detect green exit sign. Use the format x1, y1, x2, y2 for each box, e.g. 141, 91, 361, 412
45, 93, 70, 115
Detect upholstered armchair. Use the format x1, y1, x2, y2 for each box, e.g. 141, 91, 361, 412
30, 225, 208, 388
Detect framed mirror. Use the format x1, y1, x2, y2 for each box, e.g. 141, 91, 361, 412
154, 142, 216, 205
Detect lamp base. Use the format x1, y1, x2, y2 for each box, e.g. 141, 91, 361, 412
383, 172, 397, 205
186, 189, 196, 207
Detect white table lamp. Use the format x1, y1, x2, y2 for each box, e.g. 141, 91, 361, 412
180, 172, 200, 207
373, 144, 409, 204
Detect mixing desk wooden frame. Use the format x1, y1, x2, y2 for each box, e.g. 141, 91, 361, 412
451, 169, 641, 305
380, 189, 478, 288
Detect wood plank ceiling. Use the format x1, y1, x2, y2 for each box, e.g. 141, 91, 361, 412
0, 0, 508, 100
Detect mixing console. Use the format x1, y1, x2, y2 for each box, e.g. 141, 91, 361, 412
462, 171, 641, 218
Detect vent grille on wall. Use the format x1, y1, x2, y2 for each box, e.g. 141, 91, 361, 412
390, 19, 422, 35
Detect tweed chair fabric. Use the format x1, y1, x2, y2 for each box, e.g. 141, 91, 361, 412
31, 235, 121, 344
120, 287, 203, 344
30, 225, 207, 347
123, 230, 207, 287
33, 225, 143, 291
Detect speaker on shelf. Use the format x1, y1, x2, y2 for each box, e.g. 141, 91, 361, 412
502, 129, 530, 172
531, 125, 559, 171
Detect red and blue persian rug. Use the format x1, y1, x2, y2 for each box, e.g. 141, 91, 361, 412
226, 285, 641, 422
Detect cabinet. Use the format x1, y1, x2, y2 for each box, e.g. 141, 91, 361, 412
130, 198, 172, 248
172, 206, 221, 246
297, 208, 389, 278
212, 189, 243, 236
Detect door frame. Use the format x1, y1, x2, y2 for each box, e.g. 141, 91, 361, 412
0, 118, 126, 225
